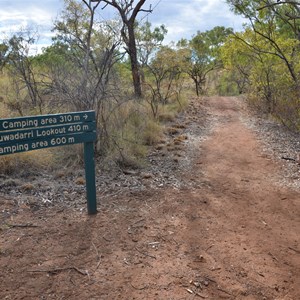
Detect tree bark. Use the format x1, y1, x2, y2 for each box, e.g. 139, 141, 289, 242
127, 22, 142, 97
100, 0, 151, 98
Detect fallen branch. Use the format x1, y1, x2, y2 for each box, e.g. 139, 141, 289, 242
289, 246, 300, 254
195, 291, 207, 299
28, 266, 88, 276
186, 288, 207, 298
205, 244, 215, 251
102, 236, 112, 242
217, 287, 233, 296
135, 247, 156, 259
92, 242, 99, 259
92, 242, 101, 273
281, 156, 296, 162
7, 223, 38, 228
132, 218, 145, 226
268, 251, 279, 262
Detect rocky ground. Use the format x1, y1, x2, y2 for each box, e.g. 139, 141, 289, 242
0, 96, 299, 299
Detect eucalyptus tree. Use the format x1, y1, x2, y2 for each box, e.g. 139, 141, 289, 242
134, 20, 167, 85
1, 31, 49, 114
135, 21, 167, 68
183, 26, 233, 96
222, 28, 281, 113
226, 0, 300, 129
226, 0, 300, 85
144, 45, 187, 118
52, 0, 122, 111
0, 43, 9, 70
96, 0, 153, 97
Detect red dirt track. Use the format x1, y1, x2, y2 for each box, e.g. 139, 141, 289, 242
1, 96, 299, 299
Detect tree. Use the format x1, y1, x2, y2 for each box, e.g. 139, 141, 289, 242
52, 0, 121, 111
144, 46, 186, 118
0, 43, 9, 70
98, 0, 153, 97
226, 0, 300, 130
2, 31, 48, 114
134, 20, 167, 85
135, 21, 167, 69
220, 30, 252, 95
183, 26, 233, 96
226, 0, 300, 85
222, 29, 281, 112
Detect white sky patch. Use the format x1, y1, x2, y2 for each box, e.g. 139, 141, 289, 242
0, 7, 54, 26
149, 0, 246, 44
0, 6, 57, 53
0, 0, 246, 52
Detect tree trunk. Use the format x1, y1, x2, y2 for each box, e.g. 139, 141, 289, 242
127, 24, 142, 97
100, 0, 150, 99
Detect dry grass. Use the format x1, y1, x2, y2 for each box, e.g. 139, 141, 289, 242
166, 127, 181, 135
174, 135, 188, 144
0, 76, 192, 173
75, 177, 85, 185
155, 144, 164, 150
158, 110, 177, 122
0, 149, 55, 176
173, 123, 186, 129
20, 183, 35, 191
173, 140, 182, 145
0, 102, 11, 119
143, 120, 164, 146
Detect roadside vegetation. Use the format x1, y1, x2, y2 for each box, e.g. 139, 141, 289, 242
223, 0, 300, 131
0, 0, 299, 175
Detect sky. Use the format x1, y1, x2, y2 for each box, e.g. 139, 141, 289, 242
0, 0, 246, 53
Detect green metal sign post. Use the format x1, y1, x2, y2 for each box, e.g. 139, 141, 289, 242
0, 111, 97, 215
84, 141, 97, 214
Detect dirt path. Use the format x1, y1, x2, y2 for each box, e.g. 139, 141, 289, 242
0, 96, 299, 299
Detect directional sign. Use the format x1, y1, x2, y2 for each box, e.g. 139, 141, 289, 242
0, 111, 95, 132
0, 110, 98, 215
0, 122, 96, 145
0, 132, 97, 156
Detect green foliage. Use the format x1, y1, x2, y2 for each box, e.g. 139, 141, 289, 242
136, 21, 167, 67
0, 32, 53, 115
0, 0, 208, 172
181, 26, 233, 96
0, 43, 9, 69
215, 70, 240, 96
34, 42, 70, 66
224, 0, 300, 130
143, 45, 186, 119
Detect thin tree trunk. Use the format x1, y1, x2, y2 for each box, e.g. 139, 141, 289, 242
127, 23, 142, 98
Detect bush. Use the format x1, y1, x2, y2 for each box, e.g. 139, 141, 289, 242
0, 149, 54, 176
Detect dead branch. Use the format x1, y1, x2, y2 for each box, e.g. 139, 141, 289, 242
6, 223, 38, 228
281, 156, 296, 161
102, 235, 112, 242
289, 246, 300, 254
135, 246, 156, 259
28, 266, 88, 276
91, 242, 101, 273
186, 288, 207, 298
268, 251, 279, 262
217, 287, 233, 296
205, 244, 215, 251
195, 291, 207, 298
